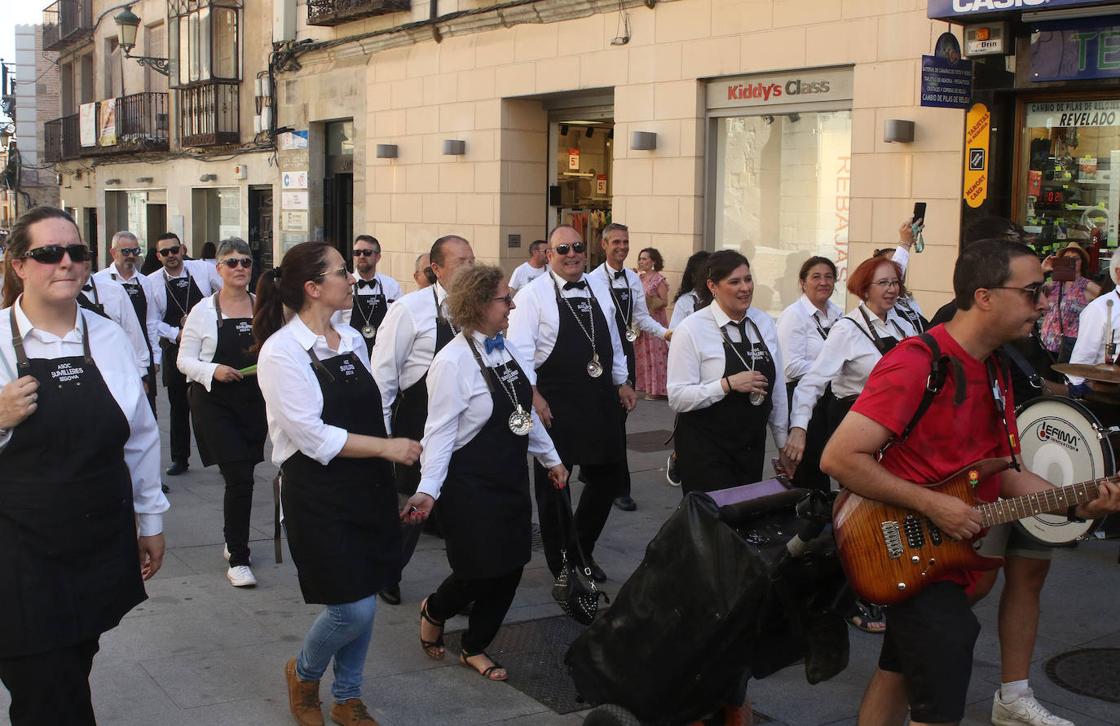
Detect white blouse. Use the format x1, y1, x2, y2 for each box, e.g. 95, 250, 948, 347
93, 265, 160, 364
1068, 290, 1120, 384
80, 275, 150, 376
416, 331, 561, 500
776, 294, 844, 382
176, 293, 255, 391
667, 302, 789, 449
789, 304, 916, 430
0, 299, 169, 536
257, 315, 372, 467
591, 262, 669, 339
669, 291, 699, 329
146, 260, 224, 363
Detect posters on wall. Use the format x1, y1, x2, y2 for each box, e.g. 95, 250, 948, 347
98, 100, 117, 146
79, 103, 97, 147
964, 103, 990, 208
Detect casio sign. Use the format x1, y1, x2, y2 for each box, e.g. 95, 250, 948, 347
951, 0, 1049, 11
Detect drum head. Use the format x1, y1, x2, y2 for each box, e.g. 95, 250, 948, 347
1014, 397, 1108, 544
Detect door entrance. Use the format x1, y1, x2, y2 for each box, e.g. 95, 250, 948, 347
324, 173, 353, 254
547, 106, 614, 269
249, 185, 274, 289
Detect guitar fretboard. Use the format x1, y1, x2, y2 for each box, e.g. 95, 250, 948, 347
976, 476, 1114, 526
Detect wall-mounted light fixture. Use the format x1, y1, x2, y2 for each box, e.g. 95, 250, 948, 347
136, 176, 153, 183
442, 139, 466, 156
883, 119, 915, 144
105, 178, 122, 185
376, 144, 399, 158
559, 124, 569, 136
630, 131, 657, 151
585, 127, 594, 139
114, 6, 170, 76
199, 173, 218, 182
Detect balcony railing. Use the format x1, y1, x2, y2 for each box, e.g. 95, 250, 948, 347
178, 81, 239, 147
42, 0, 93, 52
42, 93, 169, 162
307, 0, 410, 26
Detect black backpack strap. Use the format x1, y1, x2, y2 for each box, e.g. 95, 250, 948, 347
897, 333, 965, 442
999, 341, 1044, 391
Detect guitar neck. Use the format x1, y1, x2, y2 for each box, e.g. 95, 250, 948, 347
976, 476, 1114, 526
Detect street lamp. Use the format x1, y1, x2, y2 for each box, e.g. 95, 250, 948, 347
114, 5, 170, 76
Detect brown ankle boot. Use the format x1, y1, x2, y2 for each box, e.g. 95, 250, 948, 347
285, 657, 324, 726
330, 699, 380, 725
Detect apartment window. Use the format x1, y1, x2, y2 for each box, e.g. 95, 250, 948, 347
80, 53, 94, 104
146, 22, 168, 93
105, 38, 123, 99
168, 0, 239, 88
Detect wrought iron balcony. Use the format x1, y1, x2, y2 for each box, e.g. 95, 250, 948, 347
178, 81, 239, 147
42, 0, 93, 52
42, 93, 169, 162
307, 0, 410, 26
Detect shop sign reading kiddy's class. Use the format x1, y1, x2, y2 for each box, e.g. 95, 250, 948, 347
928, 0, 1116, 20
707, 68, 853, 111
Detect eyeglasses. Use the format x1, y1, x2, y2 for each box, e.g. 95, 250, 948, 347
316, 266, 349, 282
872, 279, 901, 289
21, 244, 92, 264
990, 284, 1046, 303
353, 249, 379, 258
118, 247, 142, 257
220, 257, 253, 269
492, 294, 514, 306
157, 245, 182, 256
552, 242, 586, 256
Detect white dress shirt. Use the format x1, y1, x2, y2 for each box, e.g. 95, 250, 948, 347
777, 294, 844, 382
509, 261, 547, 291
592, 262, 669, 339
334, 271, 403, 327
508, 269, 629, 386
258, 315, 371, 467
669, 291, 699, 329
94, 264, 160, 366
789, 304, 916, 430
667, 302, 788, 449
416, 331, 561, 500
1068, 290, 1120, 384
177, 293, 254, 391
80, 275, 150, 375
146, 260, 224, 363
0, 299, 169, 536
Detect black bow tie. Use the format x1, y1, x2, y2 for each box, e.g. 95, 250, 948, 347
613, 269, 627, 280
357, 279, 377, 290
82, 283, 93, 292
563, 280, 587, 291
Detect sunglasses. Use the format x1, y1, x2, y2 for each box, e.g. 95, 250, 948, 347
118, 247, 143, 256
990, 284, 1046, 303
316, 266, 349, 282
21, 244, 92, 264
492, 294, 515, 306
220, 257, 253, 269
157, 245, 182, 256
353, 249, 379, 257
552, 242, 586, 256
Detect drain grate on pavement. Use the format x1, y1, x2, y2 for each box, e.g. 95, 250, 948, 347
626, 429, 674, 453
444, 614, 773, 722
1045, 648, 1120, 703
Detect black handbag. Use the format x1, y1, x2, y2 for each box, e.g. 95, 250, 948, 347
550, 488, 609, 625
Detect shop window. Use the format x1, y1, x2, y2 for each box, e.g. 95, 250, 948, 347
712, 111, 852, 318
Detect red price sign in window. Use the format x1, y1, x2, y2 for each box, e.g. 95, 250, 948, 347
1043, 190, 1065, 204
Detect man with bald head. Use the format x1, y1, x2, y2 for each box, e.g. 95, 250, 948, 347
372, 235, 475, 604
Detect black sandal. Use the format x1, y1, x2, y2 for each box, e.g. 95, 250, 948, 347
419, 597, 445, 659
459, 651, 507, 681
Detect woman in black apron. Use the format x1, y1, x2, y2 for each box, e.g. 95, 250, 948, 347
667, 249, 790, 494
254, 242, 421, 726
177, 239, 267, 588
0, 206, 167, 725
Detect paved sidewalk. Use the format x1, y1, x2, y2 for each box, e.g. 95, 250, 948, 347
2, 396, 1119, 725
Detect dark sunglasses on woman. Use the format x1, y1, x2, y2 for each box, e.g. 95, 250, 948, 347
220, 257, 254, 269
21, 244, 92, 264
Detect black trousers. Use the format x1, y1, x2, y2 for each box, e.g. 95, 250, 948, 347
616, 410, 633, 498
427, 568, 523, 654
162, 343, 192, 464
0, 639, 100, 725
534, 459, 621, 576
219, 460, 256, 567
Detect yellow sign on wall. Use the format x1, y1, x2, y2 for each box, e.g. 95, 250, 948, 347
964, 103, 990, 209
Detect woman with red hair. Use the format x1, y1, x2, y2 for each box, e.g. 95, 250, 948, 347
782, 254, 918, 633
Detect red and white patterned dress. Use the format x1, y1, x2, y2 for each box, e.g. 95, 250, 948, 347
635, 271, 670, 397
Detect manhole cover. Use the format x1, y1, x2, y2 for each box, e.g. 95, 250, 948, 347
1045, 648, 1120, 703
626, 429, 673, 453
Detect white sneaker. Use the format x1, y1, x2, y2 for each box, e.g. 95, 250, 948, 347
226, 565, 257, 588
992, 689, 1075, 726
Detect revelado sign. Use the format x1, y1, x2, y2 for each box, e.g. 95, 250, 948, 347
929, 0, 1116, 20
707, 68, 853, 111
1026, 99, 1120, 128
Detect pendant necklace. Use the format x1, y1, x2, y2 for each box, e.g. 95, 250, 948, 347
466, 335, 533, 435
554, 276, 603, 378
353, 278, 381, 340
719, 316, 767, 406
165, 268, 192, 328
605, 267, 639, 342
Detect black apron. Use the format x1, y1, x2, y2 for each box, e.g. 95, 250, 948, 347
77, 278, 110, 319
676, 316, 776, 493
439, 337, 533, 579
828, 310, 905, 428
391, 287, 456, 495
605, 268, 636, 385
113, 272, 154, 363
280, 347, 401, 605
188, 293, 267, 467
160, 270, 204, 387
0, 310, 146, 658
348, 278, 390, 357
536, 282, 623, 465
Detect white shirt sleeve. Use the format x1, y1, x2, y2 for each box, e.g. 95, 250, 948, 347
669, 293, 696, 329
176, 298, 220, 390
756, 312, 788, 449
415, 352, 472, 500
257, 341, 349, 466
381, 274, 403, 302
1068, 298, 1108, 384
777, 306, 812, 382
370, 301, 416, 432
667, 319, 727, 413
507, 284, 543, 371
892, 245, 911, 277
790, 328, 848, 430
124, 375, 169, 536
106, 282, 151, 375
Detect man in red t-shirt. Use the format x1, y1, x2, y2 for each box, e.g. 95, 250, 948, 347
821, 239, 1120, 726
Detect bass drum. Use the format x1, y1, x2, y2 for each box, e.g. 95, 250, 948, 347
1014, 396, 1118, 544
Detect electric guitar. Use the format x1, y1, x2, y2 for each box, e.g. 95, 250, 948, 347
832, 458, 1108, 606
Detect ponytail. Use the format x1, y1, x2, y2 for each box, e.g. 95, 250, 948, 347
251, 241, 332, 351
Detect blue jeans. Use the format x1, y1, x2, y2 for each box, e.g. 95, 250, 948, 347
296, 594, 377, 702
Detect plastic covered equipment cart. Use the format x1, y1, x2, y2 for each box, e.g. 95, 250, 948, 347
566, 480, 852, 726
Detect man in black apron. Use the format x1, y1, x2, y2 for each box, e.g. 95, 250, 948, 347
341, 235, 401, 357
147, 233, 223, 478
507, 225, 637, 582
95, 230, 159, 413
370, 235, 475, 604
